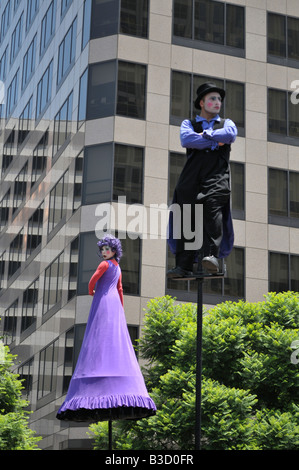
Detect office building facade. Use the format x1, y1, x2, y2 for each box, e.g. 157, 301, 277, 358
0, 0, 298, 449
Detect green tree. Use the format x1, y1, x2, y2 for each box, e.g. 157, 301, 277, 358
89, 292, 299, 450
0, 341, 41, 450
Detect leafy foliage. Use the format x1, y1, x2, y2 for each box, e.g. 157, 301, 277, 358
0, 342, 41, 450
90, 292, 299, 450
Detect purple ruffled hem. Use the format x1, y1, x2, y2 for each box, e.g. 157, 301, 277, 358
56, 394, 156, 422
58, 394, 156, 413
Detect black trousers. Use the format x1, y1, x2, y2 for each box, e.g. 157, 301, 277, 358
175, 194, 230, 271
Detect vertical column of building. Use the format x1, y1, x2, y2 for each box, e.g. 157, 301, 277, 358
243, 4, 269, 300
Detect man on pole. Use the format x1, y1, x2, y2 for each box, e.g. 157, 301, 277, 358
167, 82, 237, 278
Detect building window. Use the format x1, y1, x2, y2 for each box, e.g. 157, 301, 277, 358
13, 162, 27, 214
53, 91, 73, 155
2, 129, 15, 174
0, 45, 8, 81
77, 231, 141, 296
10, 12, 23, 64
73, 151, 83, 211
82, 0, 91, 49
14, 0, 22, 12
18, 96, 32, 146
168, 155, 245, 219
230, 162, 245, 220
173, 0, 245, 57
6, 68, 19, 118
61, 0, 73, 17
114, 144, 144, 203
61, 324, 86, 393
86, 60, 146, 120
0, 1, 11, 43
117, 61, 146, 119
57, 17, 77, 86
62, 327, 75, 393
26, 0, 39, 30
268, 12, 299, 68
3, 300, 18, 345
18, 358, 34, 400
269, 252, 299, 293
78, 68, 88, 125
268, 168, 299, 228
127, 325, 139, 357
31, 131, 48, 187
0, 251, 5, 292
120, 0, 148, 38
48, 170, 68, 233
0, 189, 10, 232
87, 60, 116, 120
42, 252, 63, 314
26, 202, 44, 257
90, 0, 149, 40
68, 236, 78, 300
36, 60, 53, 118
21, 278, 39, 332
8, 229, 23, 278
82, 143, 144, 206
170, 71, 245, 136
90, 0, 118, 39
268, 88, 299, 145
40, 0, 56, 56
22, 34, 36, 90
37, 339, 58, 400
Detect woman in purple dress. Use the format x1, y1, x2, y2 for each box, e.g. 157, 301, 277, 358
57, 235, 156, 422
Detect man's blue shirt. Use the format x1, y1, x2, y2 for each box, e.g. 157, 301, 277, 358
180, 114, 237, 152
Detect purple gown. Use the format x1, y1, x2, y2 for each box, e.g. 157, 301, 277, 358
57, 260, 156, 422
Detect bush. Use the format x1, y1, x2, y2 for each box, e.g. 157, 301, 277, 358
0, 342, 41, 450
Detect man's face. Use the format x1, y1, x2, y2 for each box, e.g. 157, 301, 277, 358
200, 92, 222, 115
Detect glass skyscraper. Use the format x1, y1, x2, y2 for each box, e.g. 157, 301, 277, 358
0, 0, 299, 449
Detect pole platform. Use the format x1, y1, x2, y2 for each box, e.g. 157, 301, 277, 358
169, 260, 227, 281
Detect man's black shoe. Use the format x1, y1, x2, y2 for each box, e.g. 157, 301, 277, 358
167, 266, 193, 279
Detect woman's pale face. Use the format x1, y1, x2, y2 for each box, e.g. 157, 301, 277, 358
100, 245, 115, 260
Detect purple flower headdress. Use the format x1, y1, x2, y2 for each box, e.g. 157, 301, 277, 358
97, 234, 123, 263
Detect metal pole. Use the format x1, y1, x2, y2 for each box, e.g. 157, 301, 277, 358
108, 420, 112, 450
195, 277, 203, 450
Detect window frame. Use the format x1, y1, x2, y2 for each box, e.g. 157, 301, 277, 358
268, 167, 299, 228
269, 251, 299, 293
267, 11, 299, 69
57, 16, 77, 87
172, 0, 245, 58
42, 252, 64, 316
36, 60, 53, 120
82, 142, 144, 206
268, 87, 299, 146
86, 59, 147, 121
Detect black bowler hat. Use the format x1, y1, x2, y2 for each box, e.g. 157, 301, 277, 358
194, 82, 225, 109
